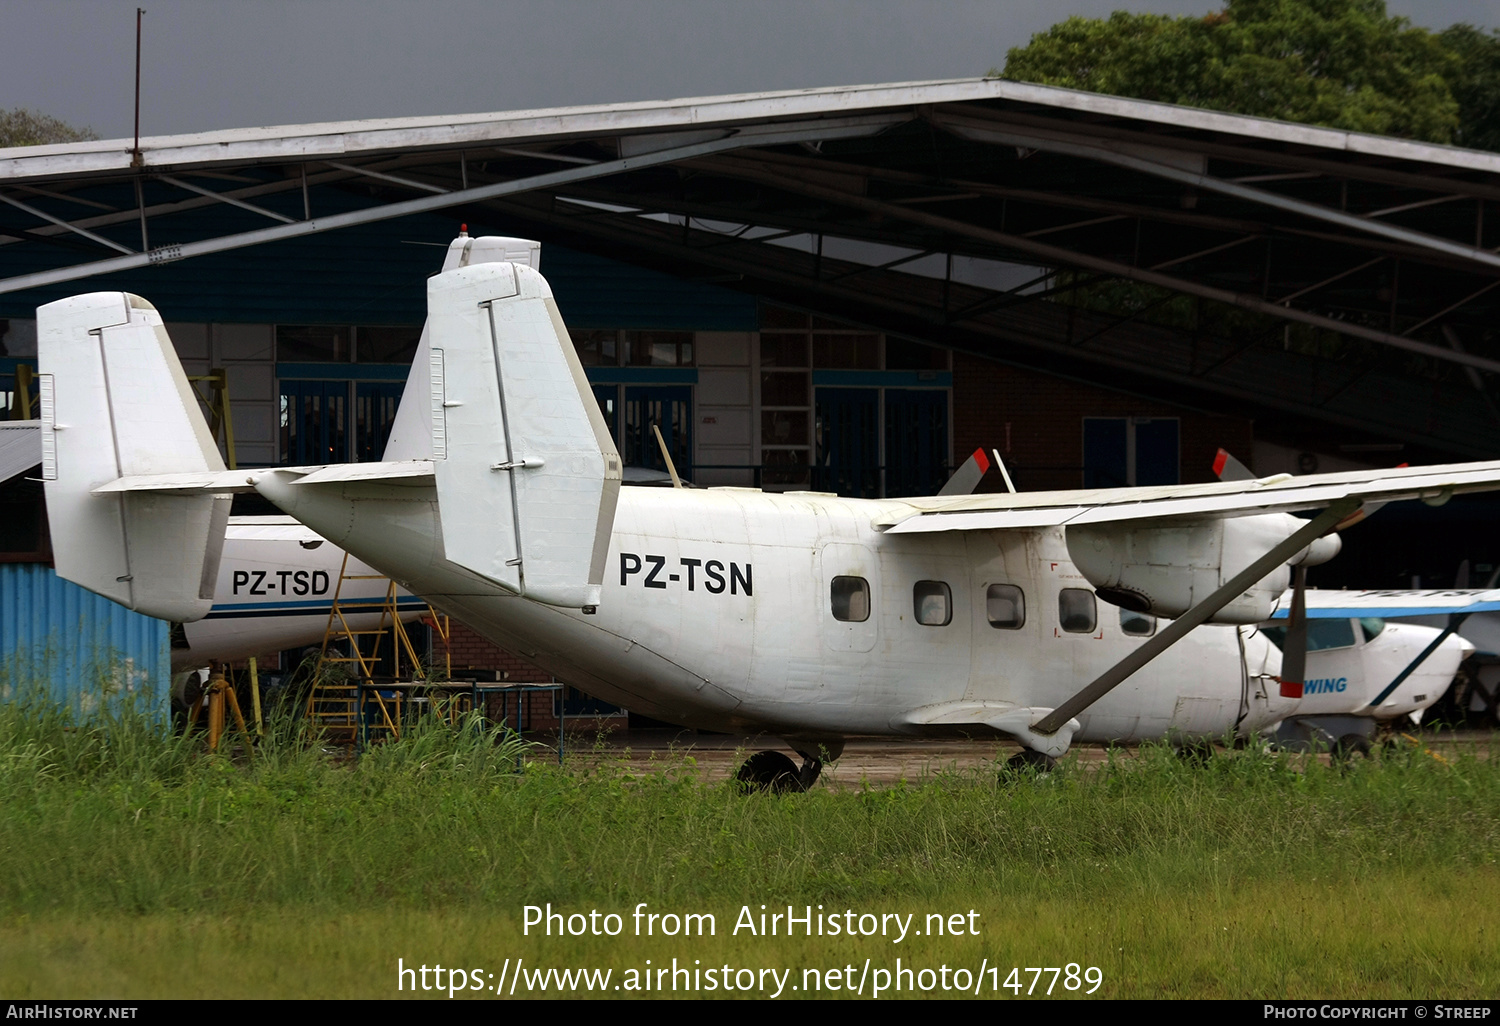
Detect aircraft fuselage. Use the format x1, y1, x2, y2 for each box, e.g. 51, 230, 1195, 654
259, 477, 1309, 748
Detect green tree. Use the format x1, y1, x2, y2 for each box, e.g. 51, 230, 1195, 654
0, 109, 98, 148
1000, 0, 1462, 144
1438, 23, 1500, 151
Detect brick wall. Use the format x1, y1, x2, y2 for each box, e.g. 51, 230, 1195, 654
952, 354, 1254, 492
439, 620, 550, 682
439, 619, 563, 729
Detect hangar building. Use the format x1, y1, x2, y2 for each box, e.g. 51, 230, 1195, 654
3, 78, 1498, 714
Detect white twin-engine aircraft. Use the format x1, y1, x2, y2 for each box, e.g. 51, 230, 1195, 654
36, 235, 1496, 786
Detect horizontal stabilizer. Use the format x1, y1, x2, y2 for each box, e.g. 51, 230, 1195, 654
38, 293, 230, 621
90, 460, 437, 495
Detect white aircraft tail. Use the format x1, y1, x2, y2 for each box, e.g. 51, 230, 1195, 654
384, 234, 542, 461
426, 260, 621, 607
37, 293, 230, 621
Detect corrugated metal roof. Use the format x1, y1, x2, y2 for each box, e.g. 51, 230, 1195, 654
0, 563, 170, 723
6, 77, 1500, 183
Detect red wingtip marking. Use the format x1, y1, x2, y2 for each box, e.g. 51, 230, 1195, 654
1396, 462, 1409, 468
973, 447, 990, 473
1212, 449, 1228, 477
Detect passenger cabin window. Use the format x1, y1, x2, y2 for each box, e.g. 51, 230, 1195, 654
1059, 589, 1097, 633
986, 584, 1025, 630
831, 576, 870, 622
1120, 608, 1156, 637
914, 581, 952, 626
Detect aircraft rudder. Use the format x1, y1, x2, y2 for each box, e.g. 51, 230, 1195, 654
37, 292, 229, 622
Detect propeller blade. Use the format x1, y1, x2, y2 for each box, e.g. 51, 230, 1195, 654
1213, 448, 1255, 482
937, 447, 991, 495
1280, 564, 1308, 699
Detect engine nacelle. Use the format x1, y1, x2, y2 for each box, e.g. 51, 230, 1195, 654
1065, 513, 1341, 624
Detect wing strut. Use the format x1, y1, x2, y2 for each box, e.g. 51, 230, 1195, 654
1032, 498, 1360, 736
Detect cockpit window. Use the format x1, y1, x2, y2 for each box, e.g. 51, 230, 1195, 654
1260, 618, 1358, 652
1359, 617, 1385, 642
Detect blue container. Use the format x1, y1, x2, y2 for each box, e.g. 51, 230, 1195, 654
0, 563, 170, 723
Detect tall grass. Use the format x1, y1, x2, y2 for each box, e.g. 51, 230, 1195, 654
1, 697, 1494, 916
1, 699, 1496, 997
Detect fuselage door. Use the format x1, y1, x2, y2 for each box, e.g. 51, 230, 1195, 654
819, 542, 878, 653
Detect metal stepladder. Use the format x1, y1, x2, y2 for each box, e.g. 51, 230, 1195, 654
304, 552, 452, 747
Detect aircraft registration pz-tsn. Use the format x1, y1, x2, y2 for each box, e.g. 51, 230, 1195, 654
35, 235, 1495, 787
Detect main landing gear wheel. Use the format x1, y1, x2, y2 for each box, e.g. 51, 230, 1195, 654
1176, 741, 1217, 766
736, 751, 808, 794
1001, 748, 1057, 781
1333, 734, 1372, 764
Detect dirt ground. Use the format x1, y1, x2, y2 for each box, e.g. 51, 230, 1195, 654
532, 725, 1494, 787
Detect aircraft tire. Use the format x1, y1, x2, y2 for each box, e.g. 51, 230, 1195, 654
1175, 741, 1216, 766
1001, 748, 1057, 781
1333, 735, 1372, 764
736, 750, 806, 794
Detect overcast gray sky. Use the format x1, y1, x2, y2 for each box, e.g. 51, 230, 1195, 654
3, 0, 1499, 139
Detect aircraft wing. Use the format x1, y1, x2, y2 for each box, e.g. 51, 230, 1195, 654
874, 460, 1500, 533
1267, 589, 1500, 619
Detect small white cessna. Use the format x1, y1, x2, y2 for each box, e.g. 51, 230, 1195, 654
36, 236, 1497, 786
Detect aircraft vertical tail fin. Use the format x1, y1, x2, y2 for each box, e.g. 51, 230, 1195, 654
37, 293, 230, 621
384, 235, 543, 461
427, 260, 621, 607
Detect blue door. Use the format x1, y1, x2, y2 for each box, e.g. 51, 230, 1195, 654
815, 388, 879, 497
623, 385, 692, 477
884, 389, 949, 497
1083, 417, 1179, 488
355, 381, 403, 462
280, 380, 347, 465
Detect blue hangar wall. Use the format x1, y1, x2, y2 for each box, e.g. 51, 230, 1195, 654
0, 183, 757, 329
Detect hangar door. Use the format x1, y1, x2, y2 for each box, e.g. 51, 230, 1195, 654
1083, 417, 1179, 488
815, 387, 949, 498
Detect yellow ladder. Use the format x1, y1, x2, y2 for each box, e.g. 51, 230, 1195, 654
304, 553, 451, 744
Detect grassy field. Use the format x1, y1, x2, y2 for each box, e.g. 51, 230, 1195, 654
1, 695, 1496, 999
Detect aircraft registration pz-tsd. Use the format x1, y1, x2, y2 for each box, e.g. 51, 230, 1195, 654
35, 235, 1495, 787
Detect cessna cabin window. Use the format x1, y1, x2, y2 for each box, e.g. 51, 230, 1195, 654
831, 576, 870, 622
913, 581, 952, 626
1059, 589, 1097, 633
1259, 618, 1359, 652
1359, 617, 1386, 642
1120, 608, 1156, 637
986, 584, 1025, 630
